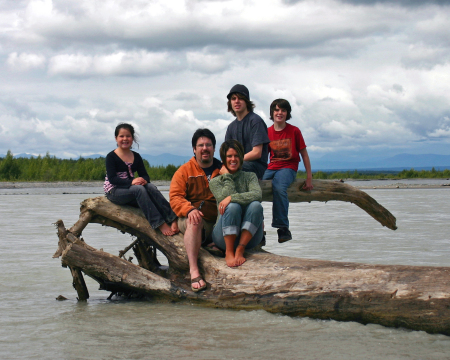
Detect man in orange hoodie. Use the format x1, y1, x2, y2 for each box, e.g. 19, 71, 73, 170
169, 128, 222, 292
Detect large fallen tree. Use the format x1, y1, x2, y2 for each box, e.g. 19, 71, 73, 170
54, 179, 450, 335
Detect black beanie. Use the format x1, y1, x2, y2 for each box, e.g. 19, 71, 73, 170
227, 84, 250, 100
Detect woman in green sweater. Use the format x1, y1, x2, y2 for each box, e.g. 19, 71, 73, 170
209, 139, 264, 267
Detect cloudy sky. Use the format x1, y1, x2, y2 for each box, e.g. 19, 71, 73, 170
1, 0, 450, 162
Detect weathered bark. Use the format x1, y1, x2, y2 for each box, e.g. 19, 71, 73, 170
55, 220, 89, 300
260, 179, 397, 230
54, 180, 450, 335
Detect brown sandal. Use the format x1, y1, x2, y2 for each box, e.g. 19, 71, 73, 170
191, 276, 207, 292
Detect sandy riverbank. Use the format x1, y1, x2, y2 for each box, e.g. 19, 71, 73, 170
1, 179, 449, 190
0, 180, 171, 189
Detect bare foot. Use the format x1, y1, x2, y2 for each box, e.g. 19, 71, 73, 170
234, 245, 246, 267
158, 223, 175, 236
225, 251, 236, 267
171, 220, 180, 234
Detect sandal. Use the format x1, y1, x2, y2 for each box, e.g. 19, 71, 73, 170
205, 244, 225, 258
191, 276, 207, 293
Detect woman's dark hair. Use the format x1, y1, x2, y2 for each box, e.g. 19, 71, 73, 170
227, 93, 255, 117
115, 123, 139, 148
270, 99, 292, 121
192, 128, 216, 149
220, 139, 244, 171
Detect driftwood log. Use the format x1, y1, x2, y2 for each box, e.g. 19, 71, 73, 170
54, 179, 450, 335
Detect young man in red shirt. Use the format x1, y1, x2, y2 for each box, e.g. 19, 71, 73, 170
262, 99, 313, 242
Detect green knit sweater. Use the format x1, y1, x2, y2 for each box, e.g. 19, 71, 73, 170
209, 171, 262, 209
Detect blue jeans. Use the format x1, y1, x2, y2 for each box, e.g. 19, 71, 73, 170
212, 201, 264, 250
262, 168, 297, 228
106, 183, 176, 229
242, 161, 266, 180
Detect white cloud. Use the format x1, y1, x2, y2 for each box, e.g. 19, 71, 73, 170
7, 52, 46, 70
47, 51, 178, 76
186, 51, 231, 74
1, 0, 450, 160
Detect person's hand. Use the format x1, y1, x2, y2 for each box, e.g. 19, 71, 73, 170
219, 165, 229, 175
132, 177, 147, 185
188, 209, 204, 225
302, 178, 313, 191
218, 196, 232, 215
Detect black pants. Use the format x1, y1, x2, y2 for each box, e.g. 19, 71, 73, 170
107, 183, 176, 229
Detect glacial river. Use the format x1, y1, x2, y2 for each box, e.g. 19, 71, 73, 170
1, 181, 449, 359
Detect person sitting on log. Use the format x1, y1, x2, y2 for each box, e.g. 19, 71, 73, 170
104, 123, 179, 236
262, 99, 313, 243
209, 139, 264, 267
224, 84, 270, 180
169, 128, 222, 292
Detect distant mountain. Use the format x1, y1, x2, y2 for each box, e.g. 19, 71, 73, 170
82, 154, 104, 159
79, 153, 192, 166
8, 151, 191, 166
313, 153, 450, 171
8, 151, 450, 171
13, 153, 37, 159
140, 153, 192, 167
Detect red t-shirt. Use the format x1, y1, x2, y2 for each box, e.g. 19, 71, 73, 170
267, 123, 306, 171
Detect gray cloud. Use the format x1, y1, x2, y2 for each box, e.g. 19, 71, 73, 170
338, 0, 450, 6
1, 0, 450, 160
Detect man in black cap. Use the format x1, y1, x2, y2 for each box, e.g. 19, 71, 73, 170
224, 84, 270, 179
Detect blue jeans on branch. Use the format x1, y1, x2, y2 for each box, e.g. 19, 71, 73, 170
106, 183, 176, 229
242, 161, 266, 180
262, 168, 297, 228
212, 201, 264, 250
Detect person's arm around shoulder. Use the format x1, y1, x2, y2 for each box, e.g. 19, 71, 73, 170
299, 148, 313, 190
245, 115, 269, 161
243, 144, 263, 161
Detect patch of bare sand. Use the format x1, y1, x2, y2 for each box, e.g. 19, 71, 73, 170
0, 180, 171, 189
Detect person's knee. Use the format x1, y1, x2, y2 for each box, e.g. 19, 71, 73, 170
144, 183, 157, 192
186, 217, 204, 233
129, 185, 147, 197
262, 170, 273, 181
272, 183, 287, 196
272, 175, 290, 194
225, 202, 242, 215
247, 201, 263, 215
130, 184, 145, 191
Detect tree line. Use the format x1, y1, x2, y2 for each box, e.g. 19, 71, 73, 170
1, 150, 449, 182
0, 151, 178, 181
297, 168, 450, 180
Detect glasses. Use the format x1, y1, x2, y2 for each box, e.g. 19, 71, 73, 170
196, 143, 213, 148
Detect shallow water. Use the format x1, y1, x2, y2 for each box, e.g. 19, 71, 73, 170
1, 184, 450, 359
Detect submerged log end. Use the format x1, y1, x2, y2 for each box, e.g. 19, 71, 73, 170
53, 219, 69, 258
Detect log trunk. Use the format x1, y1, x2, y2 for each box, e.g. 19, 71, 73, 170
54, 180, 450, 335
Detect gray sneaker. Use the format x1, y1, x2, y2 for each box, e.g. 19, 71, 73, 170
277, 227, 292, 243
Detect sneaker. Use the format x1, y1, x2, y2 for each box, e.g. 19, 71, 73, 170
277, 227, 292, 243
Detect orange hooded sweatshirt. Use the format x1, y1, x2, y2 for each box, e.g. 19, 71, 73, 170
169, 156, 221, 223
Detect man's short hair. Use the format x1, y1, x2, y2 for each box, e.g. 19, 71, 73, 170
191, 128, 216, 149
227, 93, 255, 117
270, 99, 292, 121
